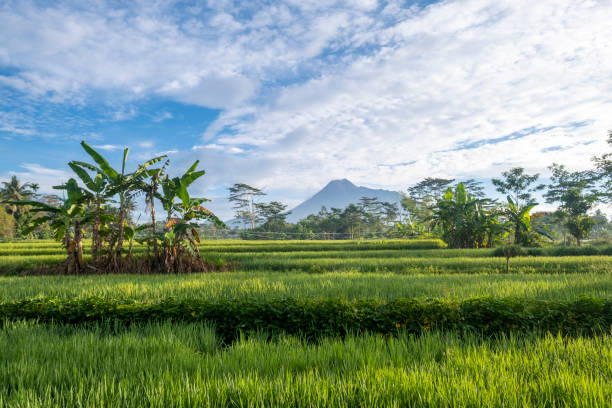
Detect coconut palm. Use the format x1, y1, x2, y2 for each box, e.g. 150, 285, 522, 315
0, 175, 39, 217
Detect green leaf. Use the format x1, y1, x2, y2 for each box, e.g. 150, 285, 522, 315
121, 148, 129, 176
80, 141, 119, 180
68, 162, 98, 192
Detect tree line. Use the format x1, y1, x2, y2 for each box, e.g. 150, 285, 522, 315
1, 132, 611, 249
225, 131, 611, 247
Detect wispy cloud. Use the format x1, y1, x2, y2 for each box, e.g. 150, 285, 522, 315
0, 0, 611, 212
93, 144, 124, 151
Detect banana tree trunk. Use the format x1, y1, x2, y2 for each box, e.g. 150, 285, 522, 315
115, 198, 126, 260
514, 219, 521, 244
150, 195, 158, 258
74, 220, 84, 270
92, 198, 101, 264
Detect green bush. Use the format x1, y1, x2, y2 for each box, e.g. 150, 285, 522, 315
492, 245, 612, 257
1, 296, 609, 341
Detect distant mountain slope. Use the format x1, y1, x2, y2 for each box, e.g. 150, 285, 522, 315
286, 179, 402, 223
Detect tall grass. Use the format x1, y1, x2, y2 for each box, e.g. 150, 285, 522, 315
0, 271, 610, 301
0, 321, 610, 407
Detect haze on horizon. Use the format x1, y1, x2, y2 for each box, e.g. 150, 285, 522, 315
1, 0, 611, 219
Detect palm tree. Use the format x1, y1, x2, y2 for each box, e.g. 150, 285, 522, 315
0, 175, 39, 217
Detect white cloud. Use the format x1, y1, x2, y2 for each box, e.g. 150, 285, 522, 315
195, 0, 612, 196
1, 0, 611, 210
93, 144, 124, 151
1, 163, 72, 194
151, 111, 173, 123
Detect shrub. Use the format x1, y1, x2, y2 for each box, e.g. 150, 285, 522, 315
1, 296, 609, 342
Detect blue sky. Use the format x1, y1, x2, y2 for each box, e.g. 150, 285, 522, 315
1, 0, 611, 219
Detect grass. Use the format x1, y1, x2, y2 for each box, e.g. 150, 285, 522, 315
1, 321, 610, 407
1, 238, 611, 406
0, 271, 611, 301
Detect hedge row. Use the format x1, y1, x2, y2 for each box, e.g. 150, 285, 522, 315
492, 245, 612, 257
1, 296, 610, 340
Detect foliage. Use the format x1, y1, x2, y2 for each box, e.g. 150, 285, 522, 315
0, 206, 15, 239
544, 164, 600, 246
430, 183, 498, 248
592, 130, 612, 203
1, 296, 610, 341
228, 183, 265, 229
12, 142, 222, 274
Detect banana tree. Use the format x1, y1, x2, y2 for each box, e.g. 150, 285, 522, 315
150, 160, 224, 272
133, 160, 169, 259
71, 141, 166, 265
505, 196, 535, 245
430, 183, 496, 248
13, 179, 92, 273
67, 161, 108, 264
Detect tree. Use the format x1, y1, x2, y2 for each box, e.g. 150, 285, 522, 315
67, 160, 108, 264
134, 160, 169, 259
155, 160, 224, 272
492, 167, 543, 244
256, 201, 290, 232
430, 183, 497, 248
592, 130, 611, 203
228, 183, 265, 229
13, 179, 92, 273
404, 178, 455, 233
408, 178, 455, 205
492, 167, 542, 207
0, 175, 39, 215
0, 206, 15, 239
72, 142, 165, 266
544, 164, 599, 246
460, 179, 486, 198
0, 175, 39, 235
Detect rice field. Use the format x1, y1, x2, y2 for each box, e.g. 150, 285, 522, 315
1, 239, 611, 407
1, 322, 610, 407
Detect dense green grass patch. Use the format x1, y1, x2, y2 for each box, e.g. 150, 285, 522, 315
1, 272, 611, 302
2, 253, 611, 275
2, 296, 610, 339
1, 322, 610, 407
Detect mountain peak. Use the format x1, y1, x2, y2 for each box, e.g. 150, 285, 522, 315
324, 178, 355, 188
287, 179, 402, 222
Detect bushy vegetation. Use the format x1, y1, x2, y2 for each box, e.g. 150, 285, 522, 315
2, 296, 610, 340
5, 143, 224, 274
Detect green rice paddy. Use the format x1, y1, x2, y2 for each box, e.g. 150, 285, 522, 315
1, 239, 610, 407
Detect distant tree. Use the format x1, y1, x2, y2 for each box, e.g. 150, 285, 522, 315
430, 183, 497, 248
460, 179, 486, 198
407, 178, 455, 205
228, 183, 265, 229
544, 164, 599, 246
0, 206, 15, 239
592, 130, 611, 203
404, 178, 454, 232
256, 201, 290, 232
0, 175, 39, 231
492, 167, 542, 207
492, 167, 543, 244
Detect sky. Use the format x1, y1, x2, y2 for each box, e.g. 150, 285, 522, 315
0, 0, 611, 220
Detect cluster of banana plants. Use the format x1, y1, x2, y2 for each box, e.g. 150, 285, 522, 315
429, 183, 504, 248
13, 142, 223, 274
